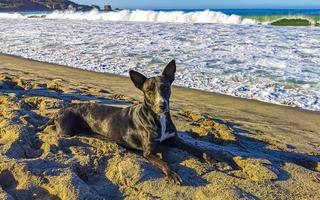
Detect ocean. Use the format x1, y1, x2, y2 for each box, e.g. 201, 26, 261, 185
0, 9, 319, 111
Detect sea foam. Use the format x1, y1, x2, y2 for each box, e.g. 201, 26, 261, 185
45, 9, 256, 24
0, 12, 24, 19
0, 9, 256, 25
0, 16, 319, 111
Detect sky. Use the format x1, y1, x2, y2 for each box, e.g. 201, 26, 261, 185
75, 0, 320, 9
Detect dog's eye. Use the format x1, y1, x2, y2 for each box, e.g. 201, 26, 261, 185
148, 83, 155, 91
146, 84, 155, 95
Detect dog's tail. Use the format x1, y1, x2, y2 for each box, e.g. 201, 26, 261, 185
36, 105, 68, 132
36, 103, 80, 132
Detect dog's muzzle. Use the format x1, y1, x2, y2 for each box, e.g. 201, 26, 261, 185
157, 101, 169, 113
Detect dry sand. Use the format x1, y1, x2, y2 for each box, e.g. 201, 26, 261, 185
0, 54, 319, 200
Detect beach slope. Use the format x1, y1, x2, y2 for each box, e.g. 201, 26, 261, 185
0, 54, 319, 199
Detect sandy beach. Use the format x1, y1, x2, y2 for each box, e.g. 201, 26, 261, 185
0, 54, 319, 199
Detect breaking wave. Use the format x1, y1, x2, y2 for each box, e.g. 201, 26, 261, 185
0, 12, 25, 19
1, 10, 319, 26
0, 9, 257, 25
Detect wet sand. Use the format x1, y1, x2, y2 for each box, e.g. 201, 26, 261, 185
0, 54, 319, 199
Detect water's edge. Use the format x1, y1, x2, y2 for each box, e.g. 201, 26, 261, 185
1, 52, 319, 114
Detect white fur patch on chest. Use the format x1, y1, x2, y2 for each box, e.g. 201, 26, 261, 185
156, 114, 175, 142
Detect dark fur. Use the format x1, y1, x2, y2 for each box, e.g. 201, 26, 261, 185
43, 60, 211, 184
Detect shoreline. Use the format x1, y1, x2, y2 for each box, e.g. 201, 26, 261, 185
1, 53, 319, 114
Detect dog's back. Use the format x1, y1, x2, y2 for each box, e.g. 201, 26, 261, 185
54, 103, 124, 137
52, 102, 162, 150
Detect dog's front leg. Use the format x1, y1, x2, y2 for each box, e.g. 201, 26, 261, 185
143, 144, 182, 185
161, 136, 234, 166
161, 136, 215, 164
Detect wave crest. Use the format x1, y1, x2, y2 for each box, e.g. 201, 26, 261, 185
0, 12, 24, 19
0, 9, 257, 25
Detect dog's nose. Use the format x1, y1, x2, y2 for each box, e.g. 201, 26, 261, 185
159, 101, 168, 110
159, 105, 166, 110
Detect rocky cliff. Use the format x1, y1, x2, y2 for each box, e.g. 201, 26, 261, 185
0, 0, 97, 12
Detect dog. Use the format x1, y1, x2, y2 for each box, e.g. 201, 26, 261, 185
41, 60, 212, 184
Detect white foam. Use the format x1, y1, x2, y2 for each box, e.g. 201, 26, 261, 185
0, 18, 319, 111
0, 12, 24, 19
0, 9, 256, 25
44, 9, 256, 24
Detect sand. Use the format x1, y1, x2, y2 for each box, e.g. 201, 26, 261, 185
0, 54, 319, 200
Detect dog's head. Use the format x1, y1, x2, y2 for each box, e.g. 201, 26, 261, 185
129, 60, 176, 114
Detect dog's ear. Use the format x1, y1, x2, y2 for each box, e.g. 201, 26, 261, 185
129, 70, 147, 90
162, 59, 176, 84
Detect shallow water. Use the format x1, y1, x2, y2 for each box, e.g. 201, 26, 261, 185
0, 17, 319, 111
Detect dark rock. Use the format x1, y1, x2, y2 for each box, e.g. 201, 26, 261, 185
104, 4, 112, 11
0, 0, 94, 12
91, 4, 100, 10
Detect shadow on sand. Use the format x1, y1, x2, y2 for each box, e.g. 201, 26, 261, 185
1, 76, 319, 199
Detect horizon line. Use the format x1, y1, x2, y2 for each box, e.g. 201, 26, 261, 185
104, 4, 320, 10
117, 7, 320, 10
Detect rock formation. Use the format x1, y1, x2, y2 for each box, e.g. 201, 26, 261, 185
104, 4, 112, 11
0, 0, 98, 12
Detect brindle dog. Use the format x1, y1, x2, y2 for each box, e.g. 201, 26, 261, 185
42, 60, 212, 184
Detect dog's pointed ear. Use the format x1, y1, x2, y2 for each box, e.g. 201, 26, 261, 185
162, 59, 176, 84
129, 70, 147, 90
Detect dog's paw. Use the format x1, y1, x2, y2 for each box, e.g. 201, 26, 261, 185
167, 170, 183, 185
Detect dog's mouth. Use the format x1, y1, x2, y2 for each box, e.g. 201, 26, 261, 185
158, 110, 169, 114
154, 106, 169, 114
